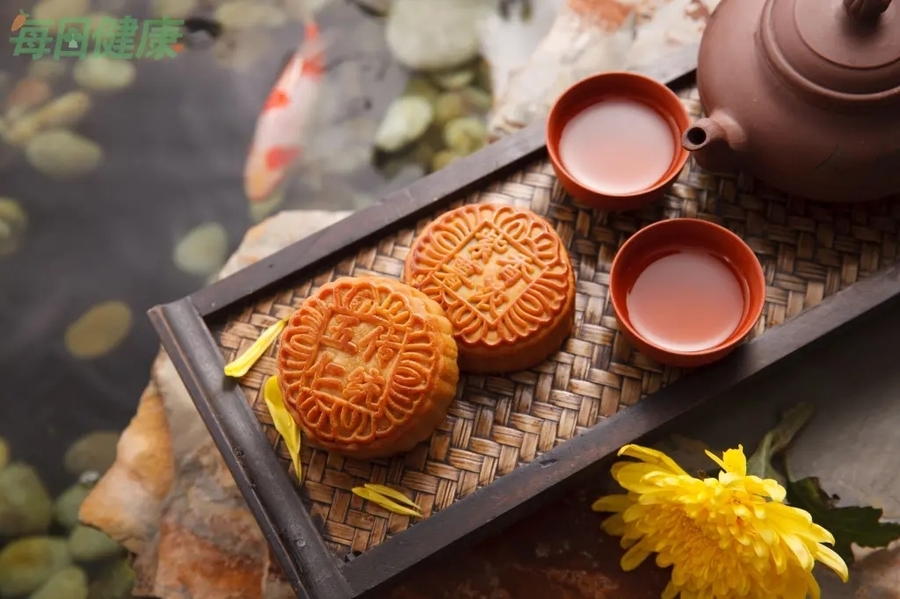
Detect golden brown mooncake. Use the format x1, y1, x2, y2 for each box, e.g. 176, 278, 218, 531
276, 276, 459, 459
403, 204, 576, 374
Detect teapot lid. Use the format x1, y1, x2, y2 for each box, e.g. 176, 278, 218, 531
762, 0, 900, 99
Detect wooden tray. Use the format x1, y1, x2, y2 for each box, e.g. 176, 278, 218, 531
149, 45, 900, 599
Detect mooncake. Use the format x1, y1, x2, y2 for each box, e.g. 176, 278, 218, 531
277, 276, 459, 459
403, 204, 575, 373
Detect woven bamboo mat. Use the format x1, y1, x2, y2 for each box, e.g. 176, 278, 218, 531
217, 87, 900, 558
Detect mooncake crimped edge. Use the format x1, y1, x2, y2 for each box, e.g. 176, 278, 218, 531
276, 276, 459, 460
402, 205, 576, 374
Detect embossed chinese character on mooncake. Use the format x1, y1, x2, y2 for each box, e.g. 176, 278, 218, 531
403, 204, 576, 374
277, 277, 459, 459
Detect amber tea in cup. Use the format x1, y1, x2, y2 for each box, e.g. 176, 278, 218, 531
625, 249, 746, 352
609, 218, 766, 368
547, 72, 691, 212
558, 98, 676, 196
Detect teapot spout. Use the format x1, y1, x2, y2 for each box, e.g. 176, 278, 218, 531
681, 114, 745, 152
681, 112, 748, 174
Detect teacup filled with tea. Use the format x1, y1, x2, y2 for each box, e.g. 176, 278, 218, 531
547, 72, 691, 212
609, 218, 766, 367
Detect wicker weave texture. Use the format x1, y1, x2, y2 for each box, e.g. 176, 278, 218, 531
217, 88, 900, 557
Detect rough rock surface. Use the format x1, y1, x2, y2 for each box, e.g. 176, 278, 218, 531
79, 211, 351, 599
486, 0, 722, 139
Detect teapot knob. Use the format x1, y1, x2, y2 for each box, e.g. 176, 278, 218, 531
844, 0, 891, 19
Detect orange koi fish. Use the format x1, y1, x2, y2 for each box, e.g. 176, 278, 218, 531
244, 20, 326, 203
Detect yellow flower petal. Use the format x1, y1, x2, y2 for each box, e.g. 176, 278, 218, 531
807, 522, 836, 545
705, 446, 747, 475
662, 581, 679, 599
705, 448, 728, 472
806, 570, 822, 599
781, 532, 815, 570
363, 484, 421, 511
612, 464, 674, 494
223, 318, 287, 378
622, 503, 650, 524
618, 444, 688, 475
813, 543, 849, 582
620, 535, 639, 550
593, 442, 845, 599
610, 461, 664, 483
352, 486, 423, 518
767, 502, 815, 530
610, 461, 629, 480
766, 482, 787, 502
743, 476, 787, 502
621, 540, 652, 571
721, 445, 747, 475
263, 376, 302, 483
592, 494, 632, 513
600, 513, 626, 536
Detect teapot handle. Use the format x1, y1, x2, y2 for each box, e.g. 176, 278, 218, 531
844, 0, 891, 19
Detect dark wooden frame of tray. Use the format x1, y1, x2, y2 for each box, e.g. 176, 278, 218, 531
148, 44, 900, 599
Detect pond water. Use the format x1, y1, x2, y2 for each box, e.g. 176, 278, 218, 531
0, 0, 554, 595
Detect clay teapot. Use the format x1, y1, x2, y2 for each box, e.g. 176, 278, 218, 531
683, 0, 900, 202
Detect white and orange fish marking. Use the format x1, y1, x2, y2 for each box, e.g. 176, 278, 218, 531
243, 21, 325, 203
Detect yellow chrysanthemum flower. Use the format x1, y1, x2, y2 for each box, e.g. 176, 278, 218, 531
592, 444, 849, 599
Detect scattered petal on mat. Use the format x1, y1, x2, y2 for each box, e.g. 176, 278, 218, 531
172, 222, 229, 277
362, 484, 421, 510
352, 487, 423, 518
0, 198, 27, 257
65, 301, 133, 359
263, 376, 302, 483
223, 318, 287, 378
